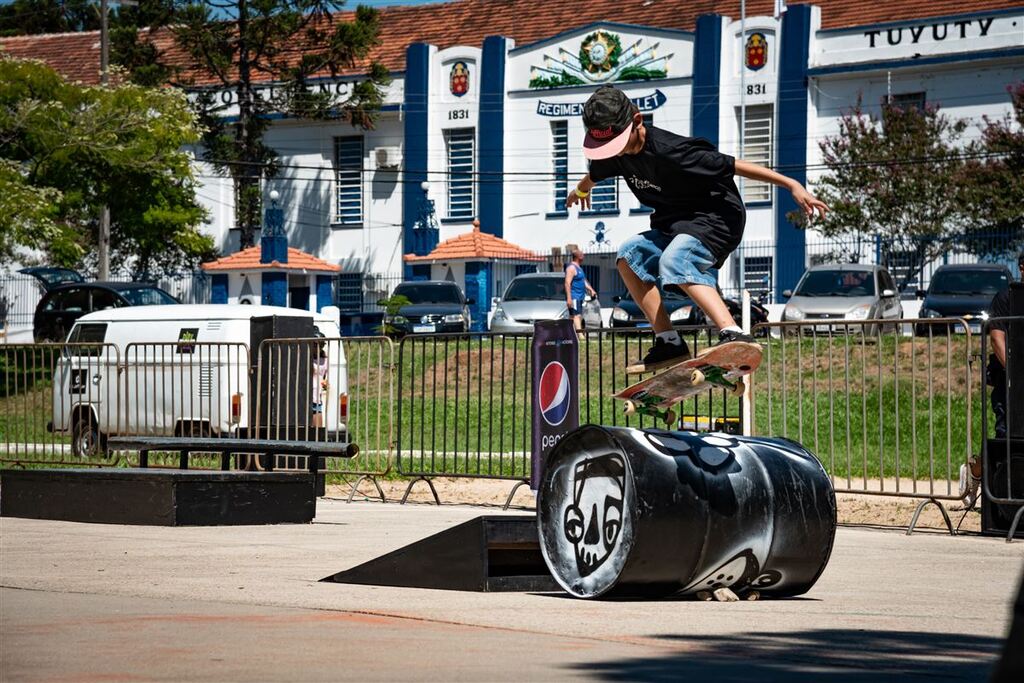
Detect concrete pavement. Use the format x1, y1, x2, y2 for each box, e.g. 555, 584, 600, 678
1, 500, 1022, 681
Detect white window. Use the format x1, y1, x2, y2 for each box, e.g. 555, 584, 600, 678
743, 255, 773, 293
738, 104, 773, 203
334, 137, 363, 226
551, 121, 568, 212
445, 128, 475, 220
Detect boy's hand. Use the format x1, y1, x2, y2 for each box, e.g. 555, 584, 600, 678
566, 188, 591, 211
791, 184, 829, 219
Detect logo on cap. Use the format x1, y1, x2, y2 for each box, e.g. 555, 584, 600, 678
590, 127, 615, 140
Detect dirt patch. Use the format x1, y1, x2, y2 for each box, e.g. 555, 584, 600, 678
328, 476, 981, 533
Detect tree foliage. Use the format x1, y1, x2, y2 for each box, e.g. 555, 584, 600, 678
793, 90, 1024, 289
0, 57, 215, 278
122, 1, 390, 249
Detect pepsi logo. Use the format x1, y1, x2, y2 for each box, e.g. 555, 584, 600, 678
539, 361, 572, 426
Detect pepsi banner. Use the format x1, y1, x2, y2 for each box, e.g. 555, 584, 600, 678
531, 319, 579, 489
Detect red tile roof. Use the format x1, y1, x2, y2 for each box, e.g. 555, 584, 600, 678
2, 1, 1018, 86
202, 246, 341, 272
405, 219, 543, 262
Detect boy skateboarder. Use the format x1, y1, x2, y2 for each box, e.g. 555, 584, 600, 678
567, 85, 828, 372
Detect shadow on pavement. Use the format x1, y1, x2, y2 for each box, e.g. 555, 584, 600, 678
567, 628, 1002, 682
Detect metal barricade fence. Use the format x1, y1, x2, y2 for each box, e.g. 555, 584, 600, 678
751, 317, 980, 531
395, 326, 738, 483
116, 342, 250, 468
255, 337, 394, 479
981, 315, 1024, 540
1, 342, 122, 466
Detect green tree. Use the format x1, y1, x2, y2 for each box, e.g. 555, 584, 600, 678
125, 1, 389, 249
793, 95, 1024, 289
958, 82, 1024, 258
0, 0, 100, 37
0, 57, 215, 278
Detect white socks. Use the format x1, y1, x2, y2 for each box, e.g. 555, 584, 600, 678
721, 325, 743, 334
657, 330, 682, 346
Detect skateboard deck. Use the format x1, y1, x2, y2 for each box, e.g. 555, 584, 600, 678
613, 342, 763, 425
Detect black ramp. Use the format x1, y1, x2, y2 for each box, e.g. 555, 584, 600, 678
322, 515, 558, 592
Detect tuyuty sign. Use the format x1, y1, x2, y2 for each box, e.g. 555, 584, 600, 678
863, 17, 995, 48
536, 89, 667, 117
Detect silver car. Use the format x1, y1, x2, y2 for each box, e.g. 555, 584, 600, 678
781, 264, 903, 335
490, 273, 602, 333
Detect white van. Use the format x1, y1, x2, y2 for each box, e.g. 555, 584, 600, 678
50, 304, 348, 456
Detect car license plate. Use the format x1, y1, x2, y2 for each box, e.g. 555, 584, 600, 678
413, 324, 436, 333
636, 322, 651, 329
954, 322, 981, 334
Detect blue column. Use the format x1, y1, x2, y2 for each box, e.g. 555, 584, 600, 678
479, 36, 508, 237
316, 275, 334, 312
211, 274, 228, 304
692, 15, 722, 144
775, 3, 812, 301
261, 272, 287, 307
465, 262, 491, 332
403, 43, 431, 279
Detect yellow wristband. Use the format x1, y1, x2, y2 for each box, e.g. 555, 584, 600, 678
574, 188, 589, 198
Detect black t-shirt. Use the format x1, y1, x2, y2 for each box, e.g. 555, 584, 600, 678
989, 288, 1011, 376
588, 125, 745, 267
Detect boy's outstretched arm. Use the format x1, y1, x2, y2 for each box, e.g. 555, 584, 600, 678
734, 160, 829, 219
566, 175, 596, 211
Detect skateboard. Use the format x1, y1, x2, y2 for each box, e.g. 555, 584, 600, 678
612, 341, 763, 425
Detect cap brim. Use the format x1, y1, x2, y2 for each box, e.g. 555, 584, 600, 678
583, 125, 632, 160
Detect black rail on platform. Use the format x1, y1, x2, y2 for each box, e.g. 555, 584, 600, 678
107, 436, 359, 473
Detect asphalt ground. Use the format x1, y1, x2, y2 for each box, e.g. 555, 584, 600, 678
1, 500, 1022, 682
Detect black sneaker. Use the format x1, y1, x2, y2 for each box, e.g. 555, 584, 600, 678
626, 337, 691, 374
716, 329, 757, 345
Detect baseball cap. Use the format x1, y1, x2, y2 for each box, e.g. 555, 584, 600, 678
582, 86, 635, 160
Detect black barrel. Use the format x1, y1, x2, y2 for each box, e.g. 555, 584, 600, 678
537, 425, 836, 599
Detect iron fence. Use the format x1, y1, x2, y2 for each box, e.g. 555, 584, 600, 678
394, 326, 738, 488
981, 315, 1024, 541
1, 343, 123, 466
751, 317, 982, 533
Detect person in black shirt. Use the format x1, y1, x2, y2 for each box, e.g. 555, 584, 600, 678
961, 251, 1024, 507
567, 85, 828, 372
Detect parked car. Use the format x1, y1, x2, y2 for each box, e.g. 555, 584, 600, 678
782, 264, 903, 335
384, 281, 473, 336
51, 304, 347, 457
915, 263, 1012, 335
610, 287, 769, 334
18, 266, 85, 291
33, 282, 179, 342
490, 272, 601, 333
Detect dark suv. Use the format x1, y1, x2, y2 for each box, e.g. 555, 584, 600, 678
385, 281, 474, 336
916, 264, 1011, 335
34, 282, 179, 342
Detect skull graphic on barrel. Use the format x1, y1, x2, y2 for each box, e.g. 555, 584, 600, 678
538, 425, 837, 599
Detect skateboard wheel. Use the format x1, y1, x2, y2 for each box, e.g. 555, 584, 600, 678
689, 369, 704, 386
664, 410, 677, 426
730, 381, 746, 397
623, 400, 637, 416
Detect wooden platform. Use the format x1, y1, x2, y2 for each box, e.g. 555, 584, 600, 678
0, 468, 316, 526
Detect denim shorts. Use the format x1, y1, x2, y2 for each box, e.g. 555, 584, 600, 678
617, 231, 718, 289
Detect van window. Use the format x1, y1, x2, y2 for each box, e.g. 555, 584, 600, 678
66, 323, 107, 356
45, 288, 89, 312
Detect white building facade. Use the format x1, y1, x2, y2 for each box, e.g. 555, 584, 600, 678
191, 3, 1023, 323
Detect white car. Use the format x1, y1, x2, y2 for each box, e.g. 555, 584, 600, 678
490, 273, 602, 333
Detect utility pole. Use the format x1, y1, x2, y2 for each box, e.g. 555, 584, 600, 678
98, 0, 110, 280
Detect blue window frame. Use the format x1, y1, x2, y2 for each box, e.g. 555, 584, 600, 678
588, 177, 618, 214
552, 120, 568, 212
445, 128, 475, 220
334, 137, 363, 226
335, 272, 364, 311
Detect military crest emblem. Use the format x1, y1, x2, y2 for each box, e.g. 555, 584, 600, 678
450, 61, 469, 97
745, 32, 767, 71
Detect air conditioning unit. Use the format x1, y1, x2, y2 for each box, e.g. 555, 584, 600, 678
375, 146, 402, 170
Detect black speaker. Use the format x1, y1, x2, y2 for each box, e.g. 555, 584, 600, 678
1008, 284, 1024, 438
982, 437, 1024, 538
250, 315, 316, 435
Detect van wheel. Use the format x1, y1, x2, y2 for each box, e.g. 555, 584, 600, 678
71, 414, 105, 459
